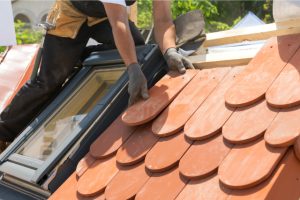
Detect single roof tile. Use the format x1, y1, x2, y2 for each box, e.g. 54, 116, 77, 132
122, 70, 198, 126
105, 162, 150, 200
179, 134, 232, 179
77, 156, 119, 197
265, 106, 300, 147
76, 153, 96, 177
266, 48, 300, 109
225, 34, 300, 107
90, 115, 136, 158
184, 67, 244, 140
116, 124, 158, 166
228, 150, 300, 200
218, 139, 287, 189
48, 173, 79, 200
152, 67, 230, 137
175, 173, 230, 200
48, 173, 105, 200
145, 131, 191, 173
223, 99, 278, 144
293, 136, 300, 160
135, 167, 187, 200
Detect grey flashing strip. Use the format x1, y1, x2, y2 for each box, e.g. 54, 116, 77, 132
0, 162, 35, 182
9, 154, 43, 170
0, 180, 41, 200
2, 175, 50, 199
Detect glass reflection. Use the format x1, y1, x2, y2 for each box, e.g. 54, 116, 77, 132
17, 68, 125, 160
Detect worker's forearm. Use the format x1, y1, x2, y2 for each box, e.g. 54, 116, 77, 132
103, 3, 137, 66
154, 21, 176, 54
111, 21, 138, 66
153, 0, 176, 54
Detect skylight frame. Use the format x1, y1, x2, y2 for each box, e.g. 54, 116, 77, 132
0, 64, 128, 183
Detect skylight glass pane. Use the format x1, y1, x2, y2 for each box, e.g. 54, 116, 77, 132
16, 68, 125, 161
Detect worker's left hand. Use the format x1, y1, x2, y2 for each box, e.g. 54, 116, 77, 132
164, 47, 195, 74
127, 63, 149, 106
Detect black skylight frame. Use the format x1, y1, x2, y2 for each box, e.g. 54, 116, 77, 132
0, 44, 167, 198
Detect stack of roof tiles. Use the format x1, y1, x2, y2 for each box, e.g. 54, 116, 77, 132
49, 34, 300, 200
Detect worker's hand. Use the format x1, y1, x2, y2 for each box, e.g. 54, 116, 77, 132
164, 47, 194, 74
127, 63, 149, 106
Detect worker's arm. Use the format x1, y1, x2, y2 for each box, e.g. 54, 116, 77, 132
153, 1, 194, 73
103, 3, 148, 105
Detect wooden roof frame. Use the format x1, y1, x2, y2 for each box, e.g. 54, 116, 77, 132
190, 18, 300, 68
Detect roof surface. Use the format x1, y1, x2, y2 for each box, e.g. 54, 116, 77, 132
0, 45, 38, 112
49, 33, 300, 200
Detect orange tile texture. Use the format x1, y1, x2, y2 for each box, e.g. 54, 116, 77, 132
0, 45, 39, 112
49, 34, 300, 200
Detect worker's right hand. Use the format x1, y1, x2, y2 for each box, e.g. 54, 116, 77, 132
164, 47, 195, 74
127, 63, 149, 106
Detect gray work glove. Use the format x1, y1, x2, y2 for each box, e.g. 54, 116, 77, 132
127, 63, 149, 106
164, 47, 195, 74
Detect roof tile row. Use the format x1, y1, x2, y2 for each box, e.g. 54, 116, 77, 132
49, 34, 300, 200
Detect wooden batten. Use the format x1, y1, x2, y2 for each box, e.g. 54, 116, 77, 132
189, 49, 259, 69
204, 18, 300, 47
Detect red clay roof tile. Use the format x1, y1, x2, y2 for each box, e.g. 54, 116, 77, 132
184, 67, 243, 140
225, 34, 300, 107
265, 105, 300, 147
77, 156, 118, 197
218, 139, 287, 189
152, 67, 230, 137
116, 124, 158, 166
49, 34, 300, 200
228, 150, 300, 200
266, 48, 300, 109
176, 173, 230, 200
104, 162, 150, 200
0, 45, 38, 112
135, 167, 187, 200
179, 134, 232, 179
49, 173, 105, 200
76, 153, 96, 177
293, 136, 300, 160
90, 115, 136, 159
223, 100, 278, 144
122, 70, 197, 126
145, 131, 191, 173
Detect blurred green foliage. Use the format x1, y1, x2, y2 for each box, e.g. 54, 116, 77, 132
137, 0, 273, 32
15, 20, 42, 44
0, 46, 6, 53
0, 20, 42, 53
0, 0, 273, 53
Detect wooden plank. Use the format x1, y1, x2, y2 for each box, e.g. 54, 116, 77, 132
204, 19, 300, 47
189, 49, 258, 68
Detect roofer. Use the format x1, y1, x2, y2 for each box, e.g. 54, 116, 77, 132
0, 0, 194, 143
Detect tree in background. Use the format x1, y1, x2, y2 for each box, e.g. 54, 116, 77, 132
1, 0, 273, 53
137, 0, 273, 32
0, 20, 42, 53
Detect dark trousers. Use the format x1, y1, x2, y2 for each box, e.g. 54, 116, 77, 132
0, 20, 144, 142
